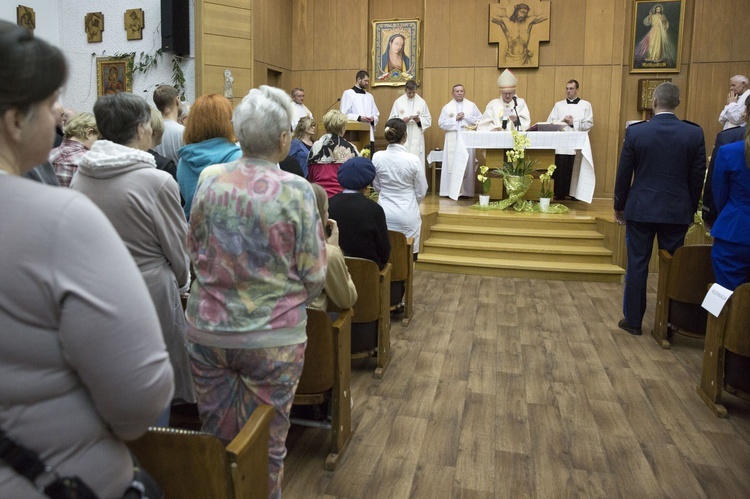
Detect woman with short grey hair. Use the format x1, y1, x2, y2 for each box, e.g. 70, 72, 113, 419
185, 85, 327, 498
72, 91, 194, 410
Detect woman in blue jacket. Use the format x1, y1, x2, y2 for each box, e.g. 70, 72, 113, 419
711, 127, 750, 290
177, 94, 242, 218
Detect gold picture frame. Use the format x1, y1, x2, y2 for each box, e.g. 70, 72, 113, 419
372, 19, 420, 87
124, 8, 144, 41
85, 12, 104, 43
630, 0, 684, 73
637, 78, 671, 111
96, 57, 133, 97
17, 5, 35, 32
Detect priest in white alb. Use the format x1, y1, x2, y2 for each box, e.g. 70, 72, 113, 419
340, 70, 379, 148
438, 84, 482, 199
389, 80, 431, 172
478, 69, 531, 132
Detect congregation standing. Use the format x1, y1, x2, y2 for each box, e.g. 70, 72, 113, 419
3, 9, 750, 496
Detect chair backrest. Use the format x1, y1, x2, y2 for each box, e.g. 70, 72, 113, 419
388, 231, 410, 282
345, 257, 382, 323
666, 244, 715, 303
296, 308, 336, 394
724, 283, 750, 356
128, 405, 273, 499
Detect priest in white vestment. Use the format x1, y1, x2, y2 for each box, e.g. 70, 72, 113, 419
340, 70, 379, 145
290, 87, 313, 130
479, 69, 530, 132
438, 84, 482, 199
389, 80, 432, 172
546, 79, 594, 200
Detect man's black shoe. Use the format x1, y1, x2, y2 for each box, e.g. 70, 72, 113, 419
618, 319, 642, 336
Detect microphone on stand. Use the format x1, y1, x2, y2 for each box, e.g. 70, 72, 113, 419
512, 96, 520, 130
324, 97, 341, 113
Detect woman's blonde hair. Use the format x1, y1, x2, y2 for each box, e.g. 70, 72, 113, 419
62, 112, 97, 140
322, 109, 347, 136
293, 116, 315, 140
149, 107, 165, 145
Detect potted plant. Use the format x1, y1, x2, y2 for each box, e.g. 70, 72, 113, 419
538, 164, 556, 211
477, 165, 491, 206
491, 128, 536, 201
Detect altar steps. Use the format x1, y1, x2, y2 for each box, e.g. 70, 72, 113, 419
417, 212, 625, 283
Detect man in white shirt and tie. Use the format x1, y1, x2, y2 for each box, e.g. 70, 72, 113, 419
389, 80, 431, 172
547, 79, 594, 200
290, 87, 313, 131
438, 84, 482, 198
340, 70, 379, 151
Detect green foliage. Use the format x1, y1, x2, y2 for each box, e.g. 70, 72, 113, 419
109, 49, 186, 100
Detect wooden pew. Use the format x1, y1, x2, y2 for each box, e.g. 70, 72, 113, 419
127, 405, 274, 499
344, 257, 392, 378
291, 307, 353, 470
388, 230, 415, 326
652, 244, 714, 348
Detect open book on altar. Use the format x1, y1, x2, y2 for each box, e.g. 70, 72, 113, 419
527, 122, 567, 132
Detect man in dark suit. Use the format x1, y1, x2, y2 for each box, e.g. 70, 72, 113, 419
614, 82, 706, 335
702, 95, 749, 229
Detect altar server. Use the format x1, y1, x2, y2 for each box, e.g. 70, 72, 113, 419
547, 79, 594, 200
340, 70, 379, 147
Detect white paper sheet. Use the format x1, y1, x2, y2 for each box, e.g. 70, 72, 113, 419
702, 283, 734, 318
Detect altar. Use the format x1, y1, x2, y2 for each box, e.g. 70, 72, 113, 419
449, 131, 596, 203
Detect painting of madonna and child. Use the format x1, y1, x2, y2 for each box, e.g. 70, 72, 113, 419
630, 0, 684, 73
372, 19, 420, 87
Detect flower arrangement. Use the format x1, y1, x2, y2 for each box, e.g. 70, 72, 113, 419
493, 128, 536, 178
477, 165, 492, 195
359, 147, 371, 158
539, 164, 556, 199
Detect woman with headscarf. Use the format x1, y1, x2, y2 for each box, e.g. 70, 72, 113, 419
186, 85, 327, 498
380, 33, 411, 76
72, 92, 194, 409
0, 20, 172, 497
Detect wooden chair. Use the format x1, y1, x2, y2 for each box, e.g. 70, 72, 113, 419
387, 230, 415, 326
291, 307, 353, 470
697, 283, 750, 417
127, 405, 274, 499
344, 257, 392, 378
651, 244, 715, 348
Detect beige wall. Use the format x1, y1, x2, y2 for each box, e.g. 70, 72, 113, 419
251, 0, 750, 199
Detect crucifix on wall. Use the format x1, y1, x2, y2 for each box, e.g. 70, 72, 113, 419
488, 0, 550, 68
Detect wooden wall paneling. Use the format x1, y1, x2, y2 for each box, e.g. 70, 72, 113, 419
473, 0, 498, 69
196, 0, 253, 99
422, 67, 451, 157
311, 0, 339, 70
524, 65, 556, 125
584, 65, 618, 198
545, 0, 586, 66
371, 0, 421, 21
422, 0, 450, 68
582, 0, 616, 66
473, 66, 504, 114
731, 4, 750, 61
691, 0, 734, 62
337, 0, 370, 71
254, 0, 292, 70
447, 0, 478, 68
292, 0, 314, 71
203, 3, 252, 38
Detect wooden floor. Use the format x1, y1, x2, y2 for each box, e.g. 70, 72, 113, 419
283, 270, 750, 498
